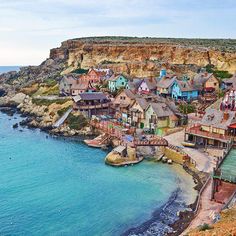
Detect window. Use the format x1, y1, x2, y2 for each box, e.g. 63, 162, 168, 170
122, 82, 124, 85
214, 83, 217, 86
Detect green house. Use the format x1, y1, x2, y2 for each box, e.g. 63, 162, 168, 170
108, 75, 128, 92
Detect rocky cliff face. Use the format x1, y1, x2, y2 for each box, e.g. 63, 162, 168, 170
50, 37, 236, 77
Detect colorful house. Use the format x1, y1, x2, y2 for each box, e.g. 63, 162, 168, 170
185, 108, 236, 149
112, 89, 136, 122
71, 80, 94, 96
73, 92, 110, 118
193, 72, 219, 92
156, 76, 176, 97
171, 80, 199, 101
59, 75, 77, 96
137, 78, 157, 94
108, 74, 128, 92
129, 98, 148, 128
144, 102, 179, 134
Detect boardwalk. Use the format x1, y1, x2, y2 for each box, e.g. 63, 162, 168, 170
91, 120, 168, 147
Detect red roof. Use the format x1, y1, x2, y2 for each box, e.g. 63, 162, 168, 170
229, 123, 236, 128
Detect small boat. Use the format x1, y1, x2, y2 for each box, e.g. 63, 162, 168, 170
181, 141, 196, 148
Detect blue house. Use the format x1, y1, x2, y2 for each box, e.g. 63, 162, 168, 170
108, 74, 128, 92
171, 80, 199, 101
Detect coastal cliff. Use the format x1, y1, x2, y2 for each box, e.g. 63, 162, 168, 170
50, 37, 236, 77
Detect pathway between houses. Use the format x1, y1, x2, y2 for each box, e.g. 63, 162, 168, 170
164, 130, 217, 173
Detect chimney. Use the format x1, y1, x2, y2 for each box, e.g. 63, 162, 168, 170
223, 112, 229, 121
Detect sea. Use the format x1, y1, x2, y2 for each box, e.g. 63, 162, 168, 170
0, 66, 21, 74
0, 105, 197, 235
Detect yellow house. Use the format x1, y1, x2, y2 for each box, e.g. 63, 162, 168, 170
144, 102, 178, 134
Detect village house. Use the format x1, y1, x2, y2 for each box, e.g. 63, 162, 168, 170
185, 108, 236, 149
129, 98, 148, 128
70, 79, 94, 96
156, 75, 176, 97
221, 74, 236, 91
59, 75, 77, 96
144, 102, 179, 134
171, 79, 199, 101
73, 92, 111, 118
193, 72, 219, 96
108, 74, 128, 92
137, 78, 157, 94
112, 89, 136, 122
126, 78, 142, 93
80, 68, 105, 86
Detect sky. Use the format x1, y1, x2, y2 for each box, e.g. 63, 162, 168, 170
0, 0, 236, 66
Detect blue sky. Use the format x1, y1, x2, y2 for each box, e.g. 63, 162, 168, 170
0, 0, 235, 66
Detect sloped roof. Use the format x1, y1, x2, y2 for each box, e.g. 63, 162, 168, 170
156, 76, 176, 89
176, 80, 199, 92
108, 74, 127, 82
79, 92, 108, 101
193, 73, 216, 89
135, 97, 148, 110
148, 102, 174, 117
127, 78, 143, 91
201, 108, 236, 130
71, 80, 92, 90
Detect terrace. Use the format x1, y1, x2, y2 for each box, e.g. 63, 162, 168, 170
185, 124, 232, 143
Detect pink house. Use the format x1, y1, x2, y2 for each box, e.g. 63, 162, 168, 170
138, 78, 157, 94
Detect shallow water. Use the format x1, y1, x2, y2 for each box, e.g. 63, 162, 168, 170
0, 112, 196, 235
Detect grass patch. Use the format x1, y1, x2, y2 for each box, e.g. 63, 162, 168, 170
32, 98, 70, 106
206, 64, 232, 79
66, 113, 88, 130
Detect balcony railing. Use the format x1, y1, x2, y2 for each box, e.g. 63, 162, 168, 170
186, 124, 232, 142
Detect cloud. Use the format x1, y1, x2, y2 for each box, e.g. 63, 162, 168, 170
0, 0, 235, 65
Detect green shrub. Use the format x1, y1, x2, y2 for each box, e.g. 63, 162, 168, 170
66, 114, 88, 130
198, 223, 213, 231
179, 103, 196, 114
71, 68, 89, 74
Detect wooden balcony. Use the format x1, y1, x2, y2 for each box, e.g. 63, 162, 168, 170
186, 124, 232, 142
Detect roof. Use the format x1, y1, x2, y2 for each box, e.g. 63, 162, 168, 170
134, 98, 148, 110
140, 78, 157, 90
77, 92, 108, 101
193, 73, 216, 89
176, 80, 198, 92
156, 76, 176, 89
60, 75, 77, 85
71, 80, 91, 90
148, 102, 174, 117
108, 74, 127, 82
201, 108, 236, 130
222, 74, 236, 89
124, 89, 136, 99
127, 78, 142, 91
113, 145, 126, 154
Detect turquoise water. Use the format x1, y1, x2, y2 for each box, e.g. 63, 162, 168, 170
221, 149, 236, 182
0, 112, 195, 235
0, 66, 20, 74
